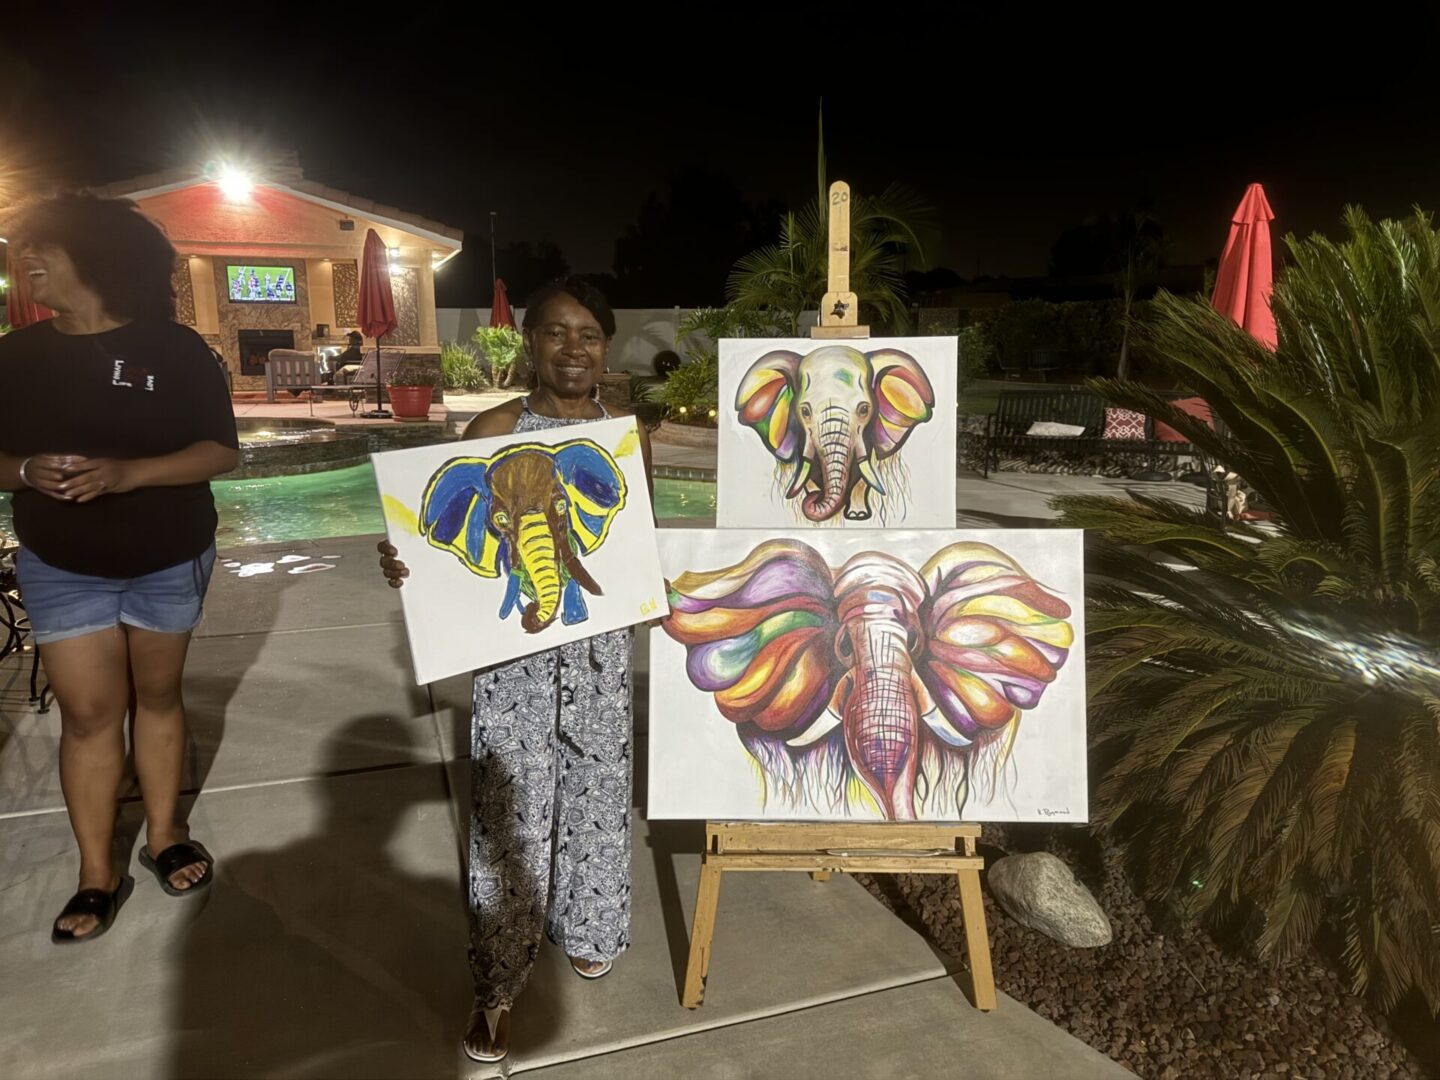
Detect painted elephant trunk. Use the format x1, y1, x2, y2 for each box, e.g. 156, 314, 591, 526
802, 424, 852, 522
832, 554, 928, 819
517, 510, 562, 630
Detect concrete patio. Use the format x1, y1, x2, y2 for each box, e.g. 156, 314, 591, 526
0, 424, 1167, 1078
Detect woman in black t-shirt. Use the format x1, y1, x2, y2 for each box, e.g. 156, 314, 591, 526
0, 196, 239, 944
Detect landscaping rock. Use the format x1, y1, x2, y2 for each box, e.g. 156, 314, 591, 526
988, 851, 1113, 947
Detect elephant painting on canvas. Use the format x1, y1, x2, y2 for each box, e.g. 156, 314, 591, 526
419, 439, 626, 634
663, 539, 1074, 820
735, 345, 935, 523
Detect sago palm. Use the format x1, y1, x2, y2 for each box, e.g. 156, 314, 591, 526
1055, 207, 1440, 1013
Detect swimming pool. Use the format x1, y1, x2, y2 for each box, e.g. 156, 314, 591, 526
0, 466, 716, 549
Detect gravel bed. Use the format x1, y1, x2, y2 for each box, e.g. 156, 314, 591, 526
857, 826, 1430, 1079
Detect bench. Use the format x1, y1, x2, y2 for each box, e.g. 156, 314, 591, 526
983, 387, 1210, 479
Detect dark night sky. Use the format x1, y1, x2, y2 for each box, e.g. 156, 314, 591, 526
4, 10, 1439, 306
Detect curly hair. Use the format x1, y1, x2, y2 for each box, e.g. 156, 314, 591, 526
8, 194, 178, 322
521, 276, 616, 337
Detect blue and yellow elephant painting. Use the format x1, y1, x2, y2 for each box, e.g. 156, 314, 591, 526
420, 439, 627, 634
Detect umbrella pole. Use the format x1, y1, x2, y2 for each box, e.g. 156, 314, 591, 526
367, 333, 391, 418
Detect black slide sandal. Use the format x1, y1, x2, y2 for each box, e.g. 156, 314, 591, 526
139, 841, 215, 898
51, 876, 134, 945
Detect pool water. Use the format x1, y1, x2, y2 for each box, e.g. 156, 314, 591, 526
0, 467, 716, 549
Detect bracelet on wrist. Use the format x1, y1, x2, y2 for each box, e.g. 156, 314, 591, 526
18, 458, 33, 489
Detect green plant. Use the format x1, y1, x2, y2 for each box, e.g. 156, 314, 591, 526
927, 321, 994, 397
628, 371, 660, 404
675, 305, 785, 366
440, 340, 489, 392
472, 325, 526, 388
387, 360, 442, 387
1055, 208, 1440, 1014
660, 355, 719, 425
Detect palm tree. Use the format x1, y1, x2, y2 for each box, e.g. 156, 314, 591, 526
1056, 207, 1440, 1014
726, 104, 932, 334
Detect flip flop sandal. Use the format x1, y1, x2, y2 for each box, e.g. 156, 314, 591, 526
139, 840, 215, 898
51, 876, 134, 945
462, 1003, 510, 1063
569, 957, 613, 980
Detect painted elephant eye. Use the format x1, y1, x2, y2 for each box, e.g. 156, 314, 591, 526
553, 496, 567, 515
492, 510, 510, 528
856, 401, 871, 417
800, 403, 812, 420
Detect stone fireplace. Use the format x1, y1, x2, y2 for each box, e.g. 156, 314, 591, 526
237, 329, 296, 377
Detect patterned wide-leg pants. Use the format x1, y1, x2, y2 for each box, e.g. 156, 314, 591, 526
468, 629, 633, 1008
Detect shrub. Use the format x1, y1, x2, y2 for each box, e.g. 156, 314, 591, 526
440, 340, 488, 392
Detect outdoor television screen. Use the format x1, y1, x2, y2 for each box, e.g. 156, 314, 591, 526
226, 265, 298, 304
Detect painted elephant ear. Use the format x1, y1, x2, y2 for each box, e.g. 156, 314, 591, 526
914, 542, 1074, 748
866, 350, 935, 457
552, 439, 627, 554
663, 539, 839, 739
735, 350, 804, 461
420, 456, 502, 577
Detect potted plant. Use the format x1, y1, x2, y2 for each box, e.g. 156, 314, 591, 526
386, 361, 440, 421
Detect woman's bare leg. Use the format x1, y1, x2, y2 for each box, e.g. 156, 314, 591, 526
127, 626, 207, 890
44, 627, 131, 936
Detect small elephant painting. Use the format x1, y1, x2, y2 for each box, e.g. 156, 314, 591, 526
420, 439, 626, 634
719, 338, 957, 529
372, 416, 667, 684
648, 528, 1088, 823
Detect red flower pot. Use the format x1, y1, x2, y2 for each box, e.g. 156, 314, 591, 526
388, 385, 432, 420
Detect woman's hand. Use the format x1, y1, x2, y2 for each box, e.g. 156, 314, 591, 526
377, 540, 409, 588
58, 458, 136, 504
20, 454, 81, 501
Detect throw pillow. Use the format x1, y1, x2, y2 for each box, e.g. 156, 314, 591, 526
1025, 421, 1087, 438
1154, 397, 1213, 442
1102, 408, 1146, 440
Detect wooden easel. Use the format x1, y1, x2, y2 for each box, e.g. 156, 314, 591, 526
681, 182, 996, 1013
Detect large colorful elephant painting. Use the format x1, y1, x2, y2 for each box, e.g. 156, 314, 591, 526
655, 534, 1081, 821
735, 345, 935, 523
420, 439, 626, 634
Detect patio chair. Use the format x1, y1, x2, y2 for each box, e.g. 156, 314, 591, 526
996, 343, 1026, 380
0, 546, 52, 712
1027, 347, 1063, 382
264, 350, 322, 403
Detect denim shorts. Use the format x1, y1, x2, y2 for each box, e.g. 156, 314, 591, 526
15, 545, 217, 645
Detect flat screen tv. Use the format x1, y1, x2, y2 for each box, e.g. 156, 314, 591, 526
226, 264, 297, 304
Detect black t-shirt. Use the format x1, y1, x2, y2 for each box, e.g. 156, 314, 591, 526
0, 320, 239, 578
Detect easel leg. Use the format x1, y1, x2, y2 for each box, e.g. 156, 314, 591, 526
957, 870, 996, 1011
682, 859, 723, 1008
809, 871, 832, 882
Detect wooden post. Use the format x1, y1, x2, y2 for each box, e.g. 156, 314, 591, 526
811, 181, 869, 340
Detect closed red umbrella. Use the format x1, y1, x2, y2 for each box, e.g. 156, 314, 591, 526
4, 246, 53, 329
490, 278, 515, 329
358, 228, 398, 418
1211, 183, 1276, 349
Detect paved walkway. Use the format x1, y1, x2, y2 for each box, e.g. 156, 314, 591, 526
0, 528, 1129, 1078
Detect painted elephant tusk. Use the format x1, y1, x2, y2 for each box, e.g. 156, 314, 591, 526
786, 709, 842, 748
921, 708, 974, 749
857, 456, 886, 497
785, 458, 812, 499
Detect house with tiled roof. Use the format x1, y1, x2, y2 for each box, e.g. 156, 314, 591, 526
92, 154, 463, 390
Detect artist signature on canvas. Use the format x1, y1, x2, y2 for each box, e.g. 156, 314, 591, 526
1036, 807, 1072, 818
